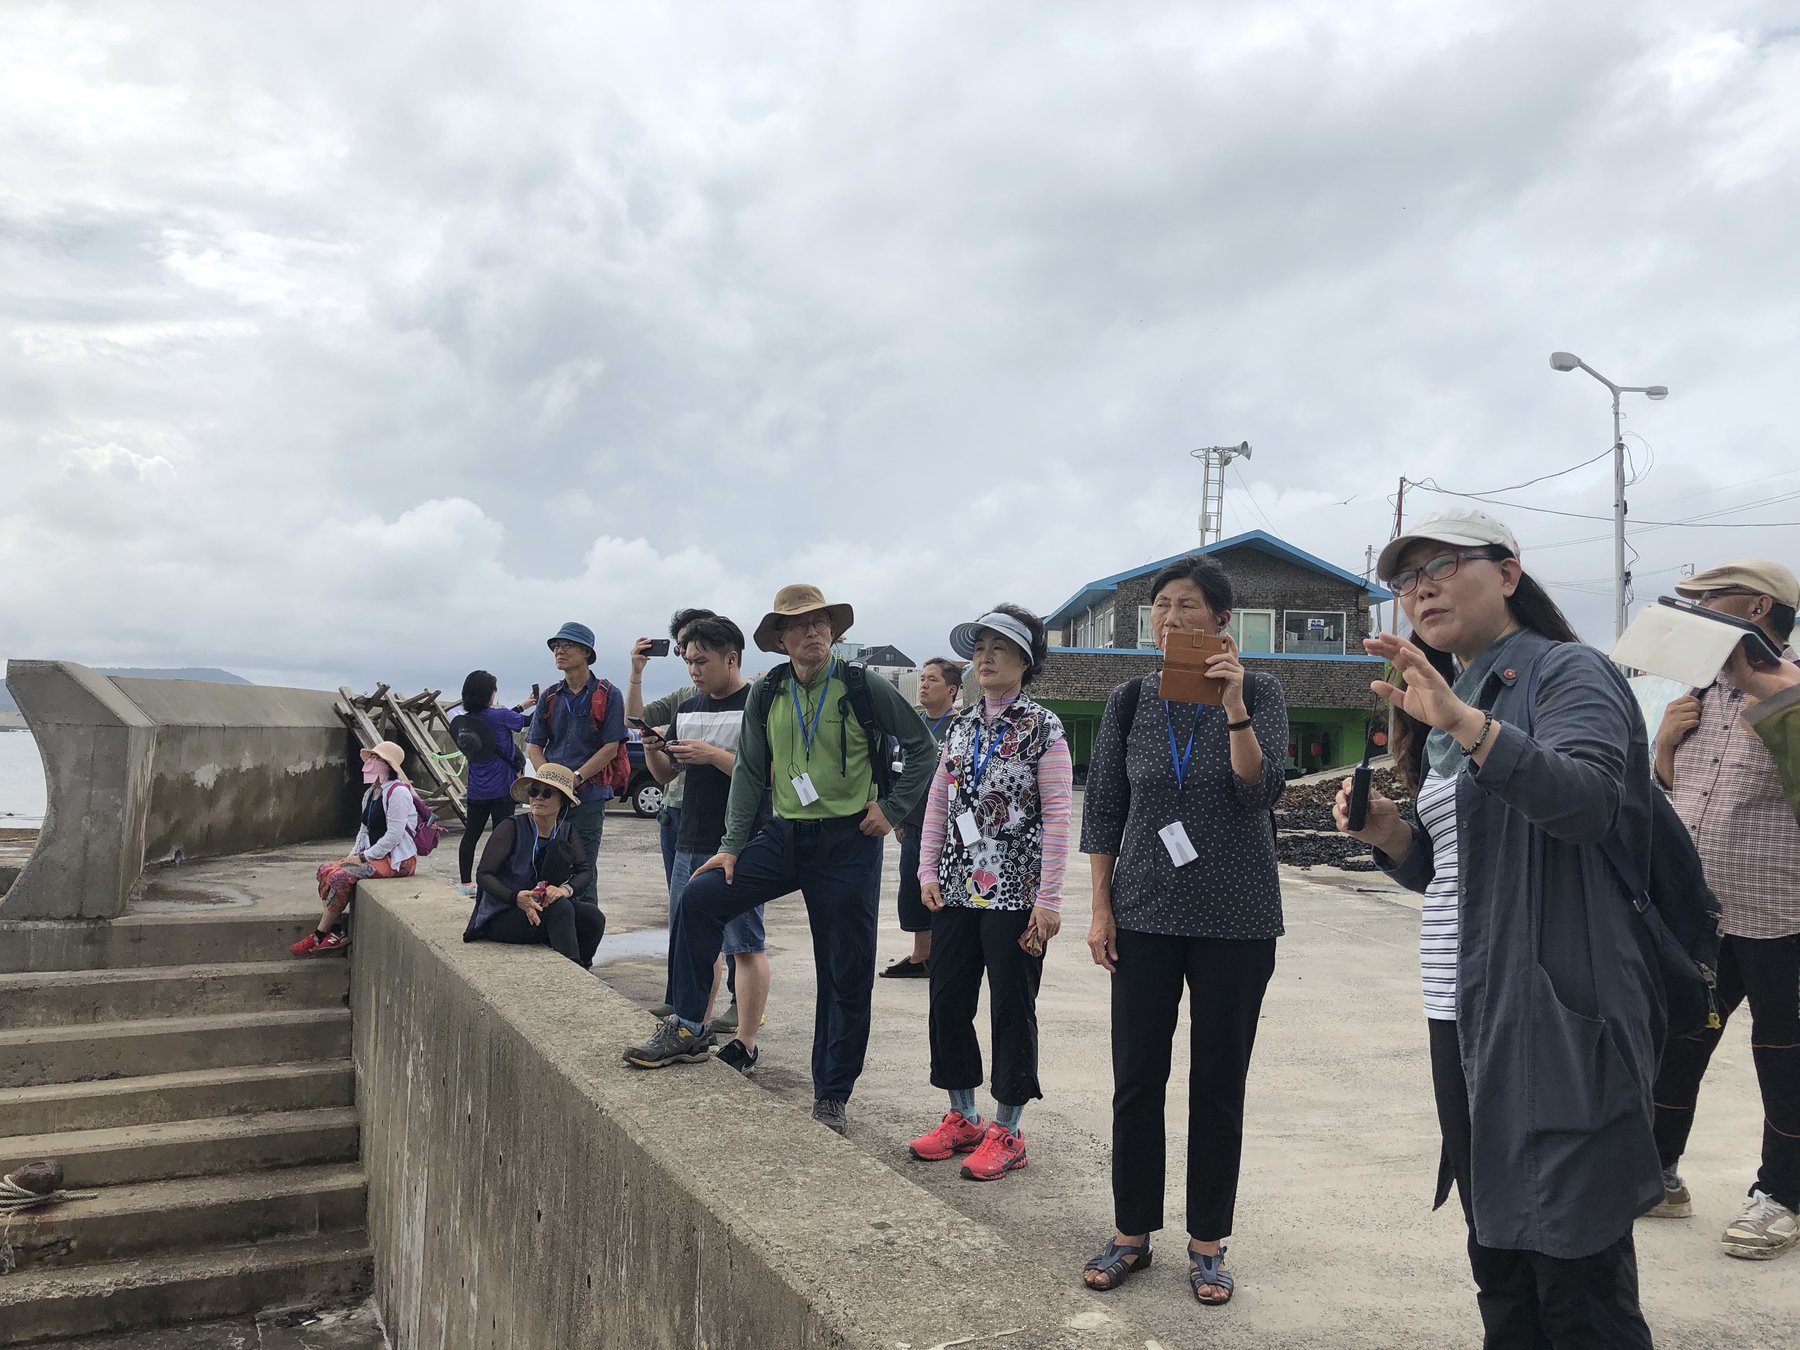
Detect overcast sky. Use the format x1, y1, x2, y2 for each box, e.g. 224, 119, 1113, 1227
4, 1, 1797, 702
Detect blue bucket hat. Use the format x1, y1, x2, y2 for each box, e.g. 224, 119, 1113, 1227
547, 621, 597, 662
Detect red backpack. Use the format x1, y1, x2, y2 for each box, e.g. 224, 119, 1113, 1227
539, 678, 632, 794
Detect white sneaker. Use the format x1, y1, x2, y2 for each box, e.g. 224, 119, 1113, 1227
1721, 1189, 1799, 1260
457, 883, 478, 898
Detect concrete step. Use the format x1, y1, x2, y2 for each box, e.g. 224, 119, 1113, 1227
0, 1164, 366, 1273
0, 1106, 359, 1188
0, 1230, 373, 1346
0, 959, 349, 1030
0, 910, 329, 974
0, 1008, 351, 1090
0, 1060, 354, 1137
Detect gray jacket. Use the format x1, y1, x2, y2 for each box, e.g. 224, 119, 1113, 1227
1380, 631, 1663, 1259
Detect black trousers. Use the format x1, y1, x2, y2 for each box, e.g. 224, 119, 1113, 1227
460, 797, 516, 883
1110, 928, 1275, 1241
481, 898, 604, 968
895, 817, 932, 934
928, 907, 1043, 1105
1652, 932, 1800, 1212
1428, 1018, 1653, 1350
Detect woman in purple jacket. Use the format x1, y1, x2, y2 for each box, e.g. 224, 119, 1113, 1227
451, 671, 533, 897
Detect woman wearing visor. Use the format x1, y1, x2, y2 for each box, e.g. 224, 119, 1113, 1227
908, 604, 1072, 1183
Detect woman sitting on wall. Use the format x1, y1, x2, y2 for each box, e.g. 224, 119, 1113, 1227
464, 763, 603, 968
295, 740, 418, 957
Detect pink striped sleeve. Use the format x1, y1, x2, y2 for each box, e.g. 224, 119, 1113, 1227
1034, 740, 1074, 910
916, 750, 954, 885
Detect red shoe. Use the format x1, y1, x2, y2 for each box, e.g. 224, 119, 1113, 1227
290, 931, 322, 957
908, 1111, 987, 1161
960, 1122, 1027, 1181
312, 929, 351, 955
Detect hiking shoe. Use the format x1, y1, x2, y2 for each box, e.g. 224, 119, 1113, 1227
908, 1110, 986, 1161
880, 956, 929, 979
716, 1039, 759, 1075
289, 931, 323, 958
648, 1003, 674, 1019
312, 929, 350, 955
623, 1017, 716, 1069
710, 1003, 740, 1033
812, 1099, 848, 1135
1722, 1189, 1799, 1260
960, 1122, 1028, 1181
1649, 1167, 1693, 1218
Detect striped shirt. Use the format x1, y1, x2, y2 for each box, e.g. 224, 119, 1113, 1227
1416, 769, 1460, 1020
1671, 657, 1800, 939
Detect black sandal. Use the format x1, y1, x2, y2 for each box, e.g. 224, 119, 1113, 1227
1188, 1246, 1235, 1305
1082, 1237, 1151, 1292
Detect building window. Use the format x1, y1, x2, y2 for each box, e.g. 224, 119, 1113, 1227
1228, 609, 1276, 653
1136, 605, 1156, 648
1283, 610, 1346, 656
1097, 607, 1115, 648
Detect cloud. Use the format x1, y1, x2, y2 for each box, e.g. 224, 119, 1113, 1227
3, 0, 1798, 704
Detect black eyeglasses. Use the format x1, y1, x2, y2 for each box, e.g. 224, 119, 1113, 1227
1389, 550, 1504, 599
524, 784, 560, 800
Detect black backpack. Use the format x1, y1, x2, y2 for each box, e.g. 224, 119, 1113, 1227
1521, 657, 1723, 1039
751, 661, 898, 795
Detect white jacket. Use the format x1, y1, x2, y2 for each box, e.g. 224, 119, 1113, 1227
353, 781, 419, 867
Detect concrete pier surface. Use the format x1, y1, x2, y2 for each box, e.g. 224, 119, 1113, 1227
98, 804, 1792, 1350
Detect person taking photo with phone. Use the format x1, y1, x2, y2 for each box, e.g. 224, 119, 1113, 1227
1078, 554, 1288, 1307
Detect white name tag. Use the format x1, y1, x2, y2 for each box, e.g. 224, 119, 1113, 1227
791, 772, 821, 806
1158, 820, 1199, 867
955, 810, 981, 846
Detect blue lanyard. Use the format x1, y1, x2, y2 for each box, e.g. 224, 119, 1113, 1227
925, 710, 953, 740
1164, 701, 1198, 793
790, 659, 835, 760
968, 721, 1001, 793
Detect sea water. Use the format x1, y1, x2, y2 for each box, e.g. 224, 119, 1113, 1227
0, 731, 46, 828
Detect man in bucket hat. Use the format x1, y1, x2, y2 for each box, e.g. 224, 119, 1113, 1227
527, 621, 627, 905
1649, 559, 1800, 1260
623, 584, 938, 1135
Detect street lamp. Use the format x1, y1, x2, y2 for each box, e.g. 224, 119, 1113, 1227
1548, 352, 1669, 640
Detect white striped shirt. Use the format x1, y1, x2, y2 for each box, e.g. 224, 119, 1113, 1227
1416, 769, 1460, 1020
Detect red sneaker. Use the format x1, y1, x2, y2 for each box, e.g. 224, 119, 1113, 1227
960, 1122, 1027, 1181
908, 1111, 987, 1161
290, 931, 322, 957
312, 929, 351, 955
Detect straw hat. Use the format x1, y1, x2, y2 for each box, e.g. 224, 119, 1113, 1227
511, 763, 581, 807
360, 741, 408, 777
753, 583, 855, 654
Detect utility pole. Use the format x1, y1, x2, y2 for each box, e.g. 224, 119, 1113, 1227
1549, 353, 1669, 640
1365, 543, 1382, 634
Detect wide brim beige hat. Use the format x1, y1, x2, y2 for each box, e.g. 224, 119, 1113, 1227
753, 583, 855, 654
360, 741, 408, 777
510, 762, 581, 807
1674, 560, 1800, 609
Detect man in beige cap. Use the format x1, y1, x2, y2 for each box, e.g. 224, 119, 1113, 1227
1650, 558, 1800, 1260
623, 584, 938, 1136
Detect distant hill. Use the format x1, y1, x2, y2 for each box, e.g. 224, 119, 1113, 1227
0, 666, 250, 715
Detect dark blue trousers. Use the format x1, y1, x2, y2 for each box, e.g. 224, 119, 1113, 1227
670, 815, 881, 1101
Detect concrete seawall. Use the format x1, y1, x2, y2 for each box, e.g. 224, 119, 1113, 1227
351, 881, 1155, 1350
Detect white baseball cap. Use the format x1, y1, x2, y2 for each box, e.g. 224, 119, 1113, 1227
1377, 508, 1519, 582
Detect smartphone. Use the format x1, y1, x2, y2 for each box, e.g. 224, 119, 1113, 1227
644, 638, 671, 658
626, 716, 648, 729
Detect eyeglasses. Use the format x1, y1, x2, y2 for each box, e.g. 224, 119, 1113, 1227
1694, 587, 1757, 603
524, 784, 560, 800
779, 614, 834, 633
1389, 550, 1502, 599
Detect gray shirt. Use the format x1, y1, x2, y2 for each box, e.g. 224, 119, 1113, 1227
1079, 673, 1288, 939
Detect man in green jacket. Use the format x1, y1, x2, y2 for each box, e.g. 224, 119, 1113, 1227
624, 584, 936, 1135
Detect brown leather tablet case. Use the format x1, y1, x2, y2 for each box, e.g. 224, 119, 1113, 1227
1158, 631, 1228, 705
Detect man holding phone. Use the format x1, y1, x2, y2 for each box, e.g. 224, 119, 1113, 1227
1651, 559, 1800, 1261
627, 611, 713, 885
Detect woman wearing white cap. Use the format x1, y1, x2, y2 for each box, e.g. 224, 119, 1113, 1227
295, 741, 419, 956
1336, 507, 1660, 1346
908, 603, 1072, 1183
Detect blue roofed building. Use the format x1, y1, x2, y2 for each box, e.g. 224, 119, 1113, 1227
1031, 530, 1394, 777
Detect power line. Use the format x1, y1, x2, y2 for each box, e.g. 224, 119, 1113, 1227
1404, 480, 1800, 528
1407, 447, 1612, 500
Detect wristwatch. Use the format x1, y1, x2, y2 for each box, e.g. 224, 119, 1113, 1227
572, 772, 585, 788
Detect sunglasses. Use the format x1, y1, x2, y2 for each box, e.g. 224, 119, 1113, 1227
524, 784, 561, 800
1390, 549, 1505, 599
